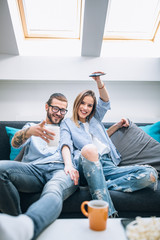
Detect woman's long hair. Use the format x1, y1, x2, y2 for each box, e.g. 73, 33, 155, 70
72, 90, 97, 127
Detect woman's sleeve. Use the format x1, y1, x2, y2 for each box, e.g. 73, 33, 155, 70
59, 120, 74, 154
95, 98, 111, 121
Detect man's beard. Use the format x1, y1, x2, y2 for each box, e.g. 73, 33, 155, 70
47, 110, 64, 124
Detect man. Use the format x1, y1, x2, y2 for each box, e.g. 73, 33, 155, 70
0, 93, 78, 240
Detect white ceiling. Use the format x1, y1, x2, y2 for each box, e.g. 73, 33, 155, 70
0, 0, 160, 57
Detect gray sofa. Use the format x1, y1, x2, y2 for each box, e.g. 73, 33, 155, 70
0, 121, 160, 218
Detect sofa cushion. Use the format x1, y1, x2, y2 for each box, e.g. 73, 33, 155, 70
60, 183, 160, 218
139, 121, 160, 143
5, 126, 22, 160
110, 120, 160, 174
0, 121, 38, 160
0, 122, 27, 160
0, 121, 160, 219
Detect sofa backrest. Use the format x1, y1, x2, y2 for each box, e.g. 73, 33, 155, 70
0, 121, 150, 160
0, 121, 38, 160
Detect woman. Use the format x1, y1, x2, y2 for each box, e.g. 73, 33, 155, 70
60, 72, 158, 216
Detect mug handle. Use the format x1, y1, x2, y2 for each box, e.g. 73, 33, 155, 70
81, 201, 89, 217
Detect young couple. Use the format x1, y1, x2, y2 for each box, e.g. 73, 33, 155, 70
0, 72, 158, 240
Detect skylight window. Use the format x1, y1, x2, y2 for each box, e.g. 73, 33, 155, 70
17, 0, 82, 39
104, 0, 160, 40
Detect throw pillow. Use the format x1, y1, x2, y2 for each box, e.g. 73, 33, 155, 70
110, 120, 160, 174
139, 121, 160, 143
5, 126, 22, 160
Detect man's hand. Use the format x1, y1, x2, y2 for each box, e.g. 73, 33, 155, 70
27, 120, 55, 143
64, 165, 79, 185
12, 120, 56, 148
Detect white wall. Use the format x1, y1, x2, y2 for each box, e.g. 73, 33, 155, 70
0, 53, 160, 124
0, 54, 160, 81
0, 1, 159, 124
0, 80, 159, 123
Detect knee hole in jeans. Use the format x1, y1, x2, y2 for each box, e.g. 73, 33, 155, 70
150, 172, 156, 183
81, 144, 98, 162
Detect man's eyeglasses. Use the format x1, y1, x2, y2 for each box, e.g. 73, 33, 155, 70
49, 105, 68, 115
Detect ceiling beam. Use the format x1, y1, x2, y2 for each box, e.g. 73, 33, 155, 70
81, 0, 109, 57
0, 0, 19, 55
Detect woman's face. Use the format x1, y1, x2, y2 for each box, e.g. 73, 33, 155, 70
78, 96, 94, 123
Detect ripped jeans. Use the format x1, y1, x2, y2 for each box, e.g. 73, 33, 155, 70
79, 153, 158, 216
0, 161, 77, 239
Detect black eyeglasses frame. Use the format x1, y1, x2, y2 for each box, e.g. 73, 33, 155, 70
49, 104, 68, 115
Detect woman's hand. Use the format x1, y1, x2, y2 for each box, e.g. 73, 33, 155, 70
116, 118, 129, 129
91, 71, 109, 102
91, 71, 105, 85
64, 164, 79, 185
107, 118, 129, 137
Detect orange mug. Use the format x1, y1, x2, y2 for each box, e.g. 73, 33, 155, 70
81, 200, 108, 231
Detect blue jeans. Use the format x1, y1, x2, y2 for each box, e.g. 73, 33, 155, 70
79, 153, 158, 216
0, 161, 77, 239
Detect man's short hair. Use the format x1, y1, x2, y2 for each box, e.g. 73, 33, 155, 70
46, 93, 68, 106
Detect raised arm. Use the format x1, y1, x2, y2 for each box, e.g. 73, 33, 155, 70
107, 118, 129, 137
11, 120, 55, 148
91, 71, 109, 102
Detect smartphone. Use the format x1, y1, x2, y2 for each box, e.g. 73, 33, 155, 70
121, 219, 135, 230
89, 73, 106, 77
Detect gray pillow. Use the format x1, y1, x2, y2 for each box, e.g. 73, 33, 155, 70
110, 120, 160, 174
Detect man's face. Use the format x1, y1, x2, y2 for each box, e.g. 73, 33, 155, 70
45, 98, 68, 124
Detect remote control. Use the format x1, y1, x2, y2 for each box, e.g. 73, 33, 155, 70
89, 73, 106, 77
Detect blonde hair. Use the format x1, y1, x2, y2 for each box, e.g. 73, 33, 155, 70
72, 90, 97, 127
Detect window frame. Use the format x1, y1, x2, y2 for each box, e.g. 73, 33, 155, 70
17, 0, 82, 39
103, 0, 160, 41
